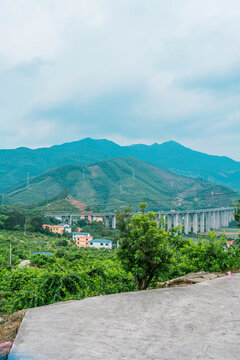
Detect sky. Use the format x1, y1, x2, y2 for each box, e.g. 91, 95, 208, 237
1, 0, 240, 160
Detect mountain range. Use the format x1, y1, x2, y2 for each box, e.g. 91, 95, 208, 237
1, 138, 240, 194
5, 156, 237, 212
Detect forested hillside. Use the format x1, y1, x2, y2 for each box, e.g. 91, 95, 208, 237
5, 157, 237, 211
1, 138, 240, 192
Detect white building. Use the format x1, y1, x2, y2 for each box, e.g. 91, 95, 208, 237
88, 239, 113, 249
72, 232, 91, 240
58, 223, 72, 233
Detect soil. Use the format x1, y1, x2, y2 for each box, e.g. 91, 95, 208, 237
66, 196, 87, 211
0, 311, 26, 359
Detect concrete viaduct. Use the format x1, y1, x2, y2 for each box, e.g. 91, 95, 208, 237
44, 207, 235, 235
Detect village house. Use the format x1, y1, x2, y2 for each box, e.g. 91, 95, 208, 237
42, 223, 72, 235
88, 239, 113, 249
58, 223, 72, 233
73, 232, 93, 248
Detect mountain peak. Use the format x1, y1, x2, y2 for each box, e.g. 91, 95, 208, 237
161, 140, 185, 147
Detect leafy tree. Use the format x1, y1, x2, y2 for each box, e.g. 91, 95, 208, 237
0, 214, 8, 229
233, 199, 240, 227
115, 205, 132, 235
4, 210, 25, 230
117, 208, 172, 290
28, 216, 44, 232
57, 239, 68, 247
140, 202, 147, 214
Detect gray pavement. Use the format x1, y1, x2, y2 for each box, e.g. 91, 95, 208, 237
9, 274, 240, 360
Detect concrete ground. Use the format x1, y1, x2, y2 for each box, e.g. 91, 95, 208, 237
9, 274, 240, 360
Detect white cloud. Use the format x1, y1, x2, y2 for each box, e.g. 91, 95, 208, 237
0, 0, 240, 159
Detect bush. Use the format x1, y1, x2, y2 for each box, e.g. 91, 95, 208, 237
0, 254, 135, 313
167, 232, 240, 280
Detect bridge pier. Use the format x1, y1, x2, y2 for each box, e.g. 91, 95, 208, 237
223, 211, 228, 227
220, 211, 224, 227
112, 215, 116, 229
215, 211, 220, 229
173, 214, 179, 227
178, 214, 183, 228
227, 210, 231, 226
211, 212, 216, 229
189, 214, 192, 233
206, 212, 211, 232
105, 216, 110, 229
200, 212, 205, 233
193, 213, 198, 234
167, 215, 172, 231
184, 213, 189, 235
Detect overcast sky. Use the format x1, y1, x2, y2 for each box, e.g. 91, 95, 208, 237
1, 0, 240, 160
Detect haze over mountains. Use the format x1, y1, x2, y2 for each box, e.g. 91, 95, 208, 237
1, 138, 240, 194
5, 157, 237, 212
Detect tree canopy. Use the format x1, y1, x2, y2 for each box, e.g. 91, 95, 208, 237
234, 199, 240, 227
117, 208, 172, 290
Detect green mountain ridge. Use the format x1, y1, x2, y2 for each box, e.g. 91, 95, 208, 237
5, 157, 237, 212
0, 138, 240, 192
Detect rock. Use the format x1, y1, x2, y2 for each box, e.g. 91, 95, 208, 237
157, 271, 225, 288
0, 341, 12, 359
18, 260, 30, 268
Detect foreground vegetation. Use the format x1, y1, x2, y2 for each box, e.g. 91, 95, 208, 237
0, 202, 239, 314
1, 231, 240, 314
0, 248, 135, 314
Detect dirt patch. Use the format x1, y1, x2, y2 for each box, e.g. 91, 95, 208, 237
66, 196, 87, 211
88, 165, 102, 178
0, 310, 26, 359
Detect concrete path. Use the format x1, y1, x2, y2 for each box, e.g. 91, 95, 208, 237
9, 274, 240, 360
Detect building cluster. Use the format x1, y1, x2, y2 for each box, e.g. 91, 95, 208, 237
73, 231, 113, 249
79, 211, 103, 223
42, 223, 113, 249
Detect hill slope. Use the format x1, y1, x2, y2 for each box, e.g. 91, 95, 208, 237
0, 138, 240, 192
124, 141, 240, 191
6, 157, 237, 211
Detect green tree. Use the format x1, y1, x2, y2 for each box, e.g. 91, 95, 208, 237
140, 202, 147, 214
0, 214, 8, 229
233, 199, 240, 227
28, 216, 44, 232
4, 210, 25, 230
117, 208, 172, 290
